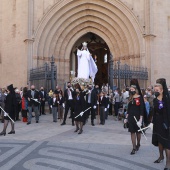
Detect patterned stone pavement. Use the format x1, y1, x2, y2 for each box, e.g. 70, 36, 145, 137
0, 114, 165, 170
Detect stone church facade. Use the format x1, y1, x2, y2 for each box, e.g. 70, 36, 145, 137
0, 0, 170, 88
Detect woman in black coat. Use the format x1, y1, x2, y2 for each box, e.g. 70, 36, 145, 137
0, 84, 16, 136
74, 88, 85, 134
124, 79, 146, 155
152, 79, 170, 170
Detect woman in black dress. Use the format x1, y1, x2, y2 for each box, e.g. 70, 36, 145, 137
152, 79, 170, 170
74, 88, 85, 134
124, 79, 146, 155
0, 84, 16, 136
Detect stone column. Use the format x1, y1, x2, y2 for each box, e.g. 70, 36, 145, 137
26, 0, 34, 83
144, 0, 156, 85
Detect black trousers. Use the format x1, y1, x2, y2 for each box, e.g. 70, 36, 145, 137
40, 101, 45, 114
63, 100, 74, 124
114, 102, 120, 116
100, 106, 105, 125
15, 103, 21, 120
85, 103, 96, 122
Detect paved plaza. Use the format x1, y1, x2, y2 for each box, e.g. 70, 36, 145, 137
0, 114, 165, 170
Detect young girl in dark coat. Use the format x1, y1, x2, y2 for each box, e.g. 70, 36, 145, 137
74, 88, 85, 134
124, 79, 146, 155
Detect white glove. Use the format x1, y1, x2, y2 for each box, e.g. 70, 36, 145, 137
104, 108, 107, 112
34, 99, 38, 102
57, 101, 60, 104
50, 105, 52, 108
93, 105, 96, 109
107, 104, 109, 109
97, 101, 99, 105
79, 112, 84, 116
137, 121, 142, 128
148, 123, 153, 131
4, 112, 7, 117
62, 103, 65, 108
124, 119, 127, 124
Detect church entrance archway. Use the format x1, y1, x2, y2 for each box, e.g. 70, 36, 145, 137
70, 33, 110, 87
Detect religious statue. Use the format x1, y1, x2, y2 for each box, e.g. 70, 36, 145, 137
77, 42, 98, 82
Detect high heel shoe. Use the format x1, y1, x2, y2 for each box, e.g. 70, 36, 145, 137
136, 144, 140, 151
8, 131, 15, 134
130, 149, 136, 155
154, 157, 164, 163
74, 128, 79, 132
0, 131, 6, 136
78, 129, 83, 134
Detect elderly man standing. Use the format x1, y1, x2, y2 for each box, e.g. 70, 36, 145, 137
27, 85, 40, 125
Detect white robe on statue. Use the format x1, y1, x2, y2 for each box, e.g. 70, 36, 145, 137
77, 49, 98, 81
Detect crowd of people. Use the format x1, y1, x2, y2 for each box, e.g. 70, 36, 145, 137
0, 78, 170, 170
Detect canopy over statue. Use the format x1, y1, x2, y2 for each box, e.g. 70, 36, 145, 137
77, 42, 98, 82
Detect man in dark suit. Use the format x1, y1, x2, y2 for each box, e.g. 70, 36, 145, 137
27, 85, 40, 125
39, 87, 47, 115
85, 85, 97, 126
98, 91, 107, 125
61, 82, 75, 126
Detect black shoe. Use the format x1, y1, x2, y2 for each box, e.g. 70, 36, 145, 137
91, 123, 95, 126
164, 168, 170, 170
8, 131, 15, 134
130, 149, 136, 155
136, 144, 140, 151
74, 128, 79, 132
78, 129, 83, 134
69, 116, 72, 119
36, 121, 39, 123
27, 122, 31, 125
61, 122, 66, 125
42, 113, 46, 115
154, 157, 164, 163
72, 123, 75, 126
53, 120, 57, 122
0, 131, 6, 136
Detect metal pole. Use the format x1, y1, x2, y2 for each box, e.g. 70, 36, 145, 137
44, 63, 48, 90
109, 53, 114, 91
51, 55, 55, 91
117, 60, 121, 89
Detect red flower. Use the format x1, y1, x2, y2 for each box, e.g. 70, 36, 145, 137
135, 98, 140, 106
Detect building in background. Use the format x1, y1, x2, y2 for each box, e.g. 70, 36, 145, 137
0, 0, 170, 88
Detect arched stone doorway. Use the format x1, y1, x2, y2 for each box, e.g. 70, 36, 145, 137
70, 33, 110, 87
31, 0, 146, 87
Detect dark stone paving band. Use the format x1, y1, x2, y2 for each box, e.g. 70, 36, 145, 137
49, 145, 158, 170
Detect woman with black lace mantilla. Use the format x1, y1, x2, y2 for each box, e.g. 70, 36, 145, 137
152, 78, 170, 170
124, 79, 147, 155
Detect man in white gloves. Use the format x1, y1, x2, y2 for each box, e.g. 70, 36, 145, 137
85, 85, 98, 126
98, 91, 108, 125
